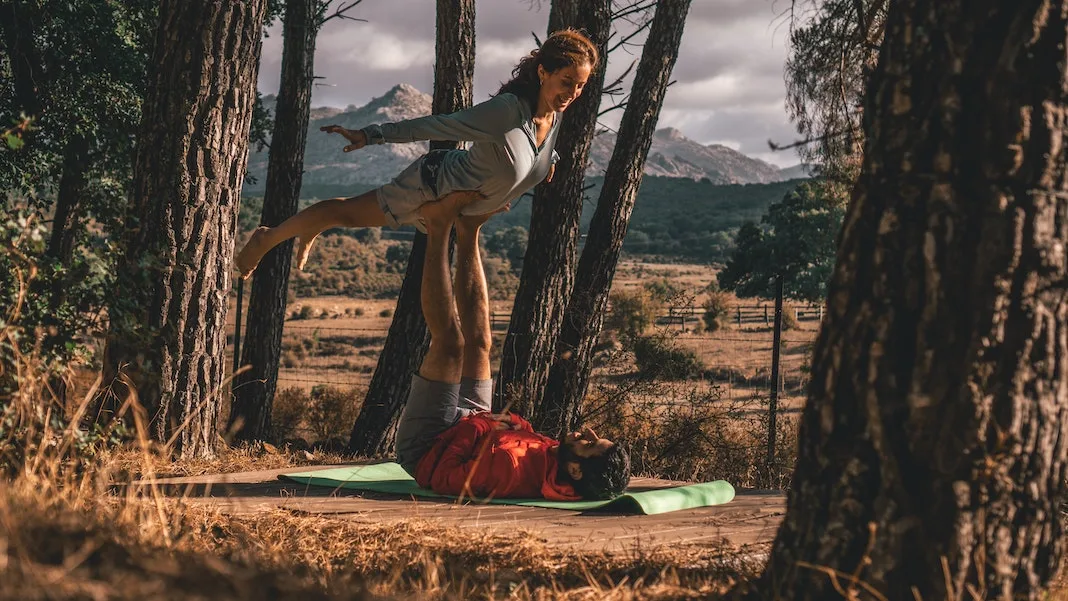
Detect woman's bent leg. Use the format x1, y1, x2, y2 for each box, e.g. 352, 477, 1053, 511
235, 189, 389, 278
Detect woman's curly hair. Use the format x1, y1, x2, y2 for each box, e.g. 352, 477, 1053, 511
496, 28, 599, 111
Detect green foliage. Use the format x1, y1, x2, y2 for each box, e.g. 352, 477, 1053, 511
483, 226, 528, 274
606, 289, 662, 340
785, 0, 885, 181
702, 289, 732, 332
0, 213, 110, 369
719, 180, 846, 302
631, 335, 704, 381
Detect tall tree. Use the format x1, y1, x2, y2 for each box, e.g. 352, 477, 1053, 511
229, 0, 362, 442
536, 0, 691, 437
347, 0, 475, 456
100, 0, 266, 458
496, 0, 611, 415
719, 180, 846, 304
749, 0, 1068, 598
783, 0, 886, 180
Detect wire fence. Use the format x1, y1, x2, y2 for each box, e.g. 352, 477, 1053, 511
224, 302, 820, 411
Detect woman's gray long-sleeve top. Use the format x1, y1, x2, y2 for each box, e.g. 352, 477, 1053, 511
361, 92, 561, 217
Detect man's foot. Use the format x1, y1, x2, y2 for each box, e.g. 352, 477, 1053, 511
235, 227, 271, 280
419, 190, 485, 231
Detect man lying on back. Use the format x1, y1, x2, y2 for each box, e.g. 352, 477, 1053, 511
393, 192, 630, 500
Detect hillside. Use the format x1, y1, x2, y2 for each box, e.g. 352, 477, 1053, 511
248, 84, 809, 189
269, 177, 805, 264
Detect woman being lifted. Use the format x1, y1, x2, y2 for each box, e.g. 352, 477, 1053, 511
235, 29, 598, 278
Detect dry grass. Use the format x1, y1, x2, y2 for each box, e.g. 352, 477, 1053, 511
0, 293, 758, 600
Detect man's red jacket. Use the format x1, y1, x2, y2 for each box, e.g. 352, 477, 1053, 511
414, 412, 580, 501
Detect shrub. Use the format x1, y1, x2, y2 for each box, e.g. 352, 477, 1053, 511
702, 290, 732, 332
378, 308, 393, 318
606, 289, 662, 340
297, 305, 315, 320
580, 355, 798, 489
353, 307, 366, 317
782, 303, 800, 330
631, 336, 704, 380
643, 278, 684, 303
306, 385, 362, 442
270, 387, 306, 442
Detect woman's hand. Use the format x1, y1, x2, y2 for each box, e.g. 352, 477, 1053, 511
546, 163, 556, 183
320, 125, 368, 152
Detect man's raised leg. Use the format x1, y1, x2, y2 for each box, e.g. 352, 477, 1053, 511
393, 191, 480, 474
452, 206, 509, 415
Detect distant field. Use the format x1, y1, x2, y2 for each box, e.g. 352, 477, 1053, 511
226, 260, 819, 420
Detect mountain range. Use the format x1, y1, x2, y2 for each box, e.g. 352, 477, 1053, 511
246, 84, 810, 190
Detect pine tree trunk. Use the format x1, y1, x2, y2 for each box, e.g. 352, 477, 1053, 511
100, 0, 265, 459
347, 0, 474, 456
536, 0, 691, 436
496, 0, 610, 415
47, 136, 89, 265
230, 0, 318, 442
749, 1, 1068, 598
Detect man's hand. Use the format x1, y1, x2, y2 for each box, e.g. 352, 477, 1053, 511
320, 125, 367, 152
488, 413, 519, 431
546, 163, 556, 183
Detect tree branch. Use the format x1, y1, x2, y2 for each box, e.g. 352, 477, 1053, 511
768, 127, 859, 152
318, 0, 366, 26
607, 18, 652, 54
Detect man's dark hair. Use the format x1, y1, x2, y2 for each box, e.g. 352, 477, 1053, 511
559, 443, 631, 500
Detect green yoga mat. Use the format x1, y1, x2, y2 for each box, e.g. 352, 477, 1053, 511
280, 462, 735, 515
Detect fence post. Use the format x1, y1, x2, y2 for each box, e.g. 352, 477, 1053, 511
767, 276, 783, 477
736, 305, 741, 327
764, 304, 769, 326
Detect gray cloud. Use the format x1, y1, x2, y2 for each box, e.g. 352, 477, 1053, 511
258, 0, 802, 166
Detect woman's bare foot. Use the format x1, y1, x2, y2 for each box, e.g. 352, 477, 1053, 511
235, 226, 272, 280
419, 190, 485, 231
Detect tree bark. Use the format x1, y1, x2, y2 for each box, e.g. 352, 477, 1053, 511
749, 1, 1068, 598
536, 0, 691, 437
101, 0, 265, 459
347, 0, 474, 456
496, 0, 610, 415
47, 136, 90, 266
230, 0, 318, 442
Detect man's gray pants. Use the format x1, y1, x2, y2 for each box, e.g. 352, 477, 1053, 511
395, 374, 493, 476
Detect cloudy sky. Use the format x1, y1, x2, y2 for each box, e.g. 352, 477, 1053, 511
258, 0, 803, 167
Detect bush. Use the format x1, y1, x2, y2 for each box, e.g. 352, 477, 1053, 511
703, 290, 732, 332
643, 278, 684, 303
378, 308, 393, 318
270, 387, 306, 442
306, 385, 362, 442
782, 303, 800, 330
297, 305, 315, 320
579, 354, 798, 489
631, 336, 704, 380
606, 289, 662, 340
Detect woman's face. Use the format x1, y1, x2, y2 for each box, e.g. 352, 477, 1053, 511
537, 62, 592, 113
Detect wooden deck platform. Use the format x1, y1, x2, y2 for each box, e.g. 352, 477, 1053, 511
144, 465, 787, 555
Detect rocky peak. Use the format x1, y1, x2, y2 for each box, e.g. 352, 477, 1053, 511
245, 85, 809, 190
